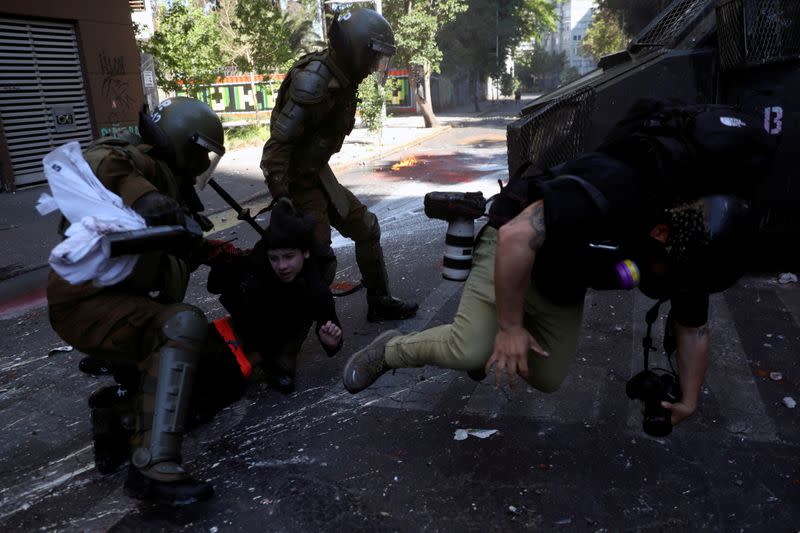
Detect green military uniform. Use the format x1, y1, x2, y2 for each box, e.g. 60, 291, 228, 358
260, 50, 390, 294
48, 140, 190, 362
46, 140, 224, 496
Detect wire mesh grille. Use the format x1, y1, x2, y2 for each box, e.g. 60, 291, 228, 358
718, 0, 800, 70
631, 0, 713, 49
507, 86, 596, 174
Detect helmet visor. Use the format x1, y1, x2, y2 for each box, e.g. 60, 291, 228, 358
196, 151, 223, 190
373, 54, 393, 86
191, 132, 225, 190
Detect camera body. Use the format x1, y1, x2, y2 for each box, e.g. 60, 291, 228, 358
626, 370, 682, 437
424, 191, 486, 281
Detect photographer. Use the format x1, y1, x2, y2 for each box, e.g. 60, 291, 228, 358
342, 99, 777, 431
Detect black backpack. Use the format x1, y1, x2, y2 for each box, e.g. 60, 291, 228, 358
597, 99, 778, 205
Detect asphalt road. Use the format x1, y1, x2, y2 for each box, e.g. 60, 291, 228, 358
1, 106, 799, 532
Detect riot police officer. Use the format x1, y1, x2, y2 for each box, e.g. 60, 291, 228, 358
47, 97, 241, 505
260, 8, 418, 322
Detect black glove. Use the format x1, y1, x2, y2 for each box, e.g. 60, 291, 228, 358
132, 191, 186, 227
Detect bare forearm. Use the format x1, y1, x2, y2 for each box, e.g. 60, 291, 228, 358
495, 200, 545, 330
675, 322, 710, 409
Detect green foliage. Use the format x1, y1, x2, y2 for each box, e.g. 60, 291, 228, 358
598, 0, 672, 36
582, 7, 629, 60
499, 73, 521, 97
356, 76, 392, 133
514, 45, 567, 91
144, 2, 224, 96
440, 0, 557, 81
232, 0, 303, 75
224, 123, 270, 151
384, 0, 467, 75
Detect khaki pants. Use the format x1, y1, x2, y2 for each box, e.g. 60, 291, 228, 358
384, 227, 584, 393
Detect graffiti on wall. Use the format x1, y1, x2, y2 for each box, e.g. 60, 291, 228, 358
99, 51, 135, 123
179, 72, 415, 118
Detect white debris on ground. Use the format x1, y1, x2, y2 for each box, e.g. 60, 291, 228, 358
454, 429, 499, 441
782, 397, 796, 409
777, 273, 798, 284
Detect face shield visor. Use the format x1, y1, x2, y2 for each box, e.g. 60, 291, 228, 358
192, 132, 226, 190
369, 38, 396, 86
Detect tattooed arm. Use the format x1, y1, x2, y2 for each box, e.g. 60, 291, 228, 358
663, 322, 710, 426
486, 200, 550, 387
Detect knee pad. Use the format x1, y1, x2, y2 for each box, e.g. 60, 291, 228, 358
161, 305, 207, 348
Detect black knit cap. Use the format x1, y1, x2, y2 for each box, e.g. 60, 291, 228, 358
263, 199, 315, 251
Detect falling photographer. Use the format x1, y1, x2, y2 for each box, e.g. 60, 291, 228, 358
343, 99, 779, 435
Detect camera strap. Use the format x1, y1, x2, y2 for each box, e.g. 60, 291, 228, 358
642, 298, 668, 368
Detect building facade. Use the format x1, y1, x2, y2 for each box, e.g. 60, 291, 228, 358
541, 0, 598, 76
0, 0, 142, 190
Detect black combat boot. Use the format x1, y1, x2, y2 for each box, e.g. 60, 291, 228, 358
342, 329, 402, 393
123, 465, 214, 505
79, 356, 114, 376
367, 295, 419, 322
88, 385, 134, 475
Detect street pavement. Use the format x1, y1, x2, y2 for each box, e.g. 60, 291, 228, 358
1, 97, 799, 531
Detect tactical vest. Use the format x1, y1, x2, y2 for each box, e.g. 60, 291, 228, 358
83, 137, 189, 303
275, 51, 358, 176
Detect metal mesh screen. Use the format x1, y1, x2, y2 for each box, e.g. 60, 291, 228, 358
631, 0, 714, 50
717, 0, 800, 70
507, 86, 596, 175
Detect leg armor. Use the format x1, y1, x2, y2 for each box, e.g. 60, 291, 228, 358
131, 305, 207, 482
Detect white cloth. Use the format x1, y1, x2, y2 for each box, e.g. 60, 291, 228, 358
37, 141, 146, 286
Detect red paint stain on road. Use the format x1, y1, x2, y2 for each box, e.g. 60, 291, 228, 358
0, 288, 47, 320
376, 153, 483, 184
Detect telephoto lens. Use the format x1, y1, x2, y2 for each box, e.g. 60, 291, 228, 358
424, 192, 486, 282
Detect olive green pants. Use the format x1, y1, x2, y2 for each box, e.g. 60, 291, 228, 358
384, 227, 585, 393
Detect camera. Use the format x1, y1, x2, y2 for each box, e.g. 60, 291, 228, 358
626, 370, 682, 437
424, 191, 486, 281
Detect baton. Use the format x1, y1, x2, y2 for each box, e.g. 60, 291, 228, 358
207, 178, 265, 236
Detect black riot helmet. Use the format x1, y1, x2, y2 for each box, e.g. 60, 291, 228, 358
328, 8, 396, 84
638, 194, 755, 298
142, 96, 225, 186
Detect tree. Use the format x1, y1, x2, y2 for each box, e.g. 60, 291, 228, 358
514, 45, 567, 92
440, 0, 557, 111
582, 6, 629, 61
383, 0, 468, 128
144, 2, 225, 97
214, 0, 322, 120
598, 0, 672, 36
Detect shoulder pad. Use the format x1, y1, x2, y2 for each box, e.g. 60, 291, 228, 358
289, 61, 333, 105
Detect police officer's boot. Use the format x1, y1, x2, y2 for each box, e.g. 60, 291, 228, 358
88, 385, 134, 474
355, 228, 418, 322
367, 292, 419, 322
124, 307, 213, 505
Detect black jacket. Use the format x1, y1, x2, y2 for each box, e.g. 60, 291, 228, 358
207, 240, 342, 358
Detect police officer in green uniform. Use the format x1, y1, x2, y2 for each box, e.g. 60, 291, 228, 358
260, 8, 418, 322
47, 97, 238, 505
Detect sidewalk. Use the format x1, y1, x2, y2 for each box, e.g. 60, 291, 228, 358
0, 97, 518, 310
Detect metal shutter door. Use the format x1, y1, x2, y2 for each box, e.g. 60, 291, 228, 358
0, 17, 94, 186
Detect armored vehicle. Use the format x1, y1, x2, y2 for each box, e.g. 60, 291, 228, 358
507, 0, 800, 263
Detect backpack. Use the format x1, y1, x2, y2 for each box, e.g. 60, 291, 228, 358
597, 99, 778, 206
